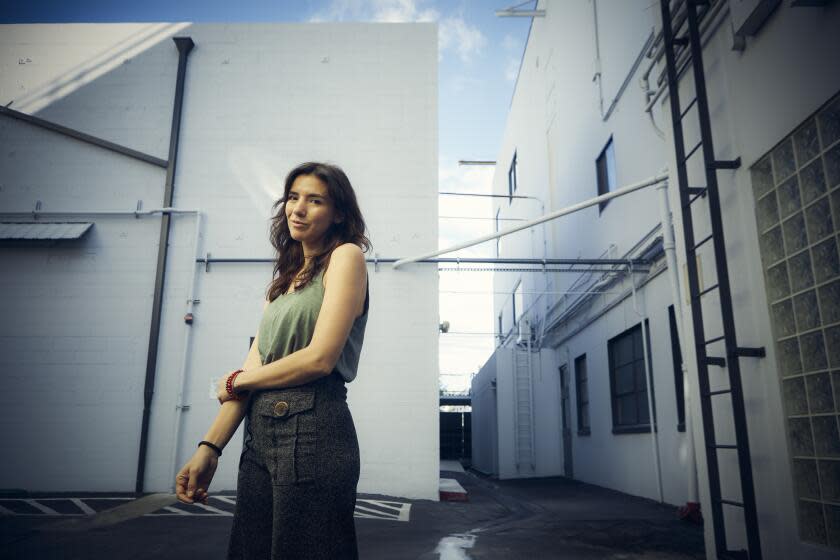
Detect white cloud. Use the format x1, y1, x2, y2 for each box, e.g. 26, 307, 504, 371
372, 0, 439, 22
438, 16, 487, 63
309, 0, 439, 22
308, 0, 486, 63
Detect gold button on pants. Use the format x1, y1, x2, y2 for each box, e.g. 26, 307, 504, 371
273, 401, 289, 417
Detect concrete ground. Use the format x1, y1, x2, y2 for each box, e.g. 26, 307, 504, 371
0, 463, 705, 559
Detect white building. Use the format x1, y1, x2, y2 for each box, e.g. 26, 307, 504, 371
472, 1, 840, 558
0, 22, 440, 500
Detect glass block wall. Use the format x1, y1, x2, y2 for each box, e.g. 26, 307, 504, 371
751, 91, 840, 549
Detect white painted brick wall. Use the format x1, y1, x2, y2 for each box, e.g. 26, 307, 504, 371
484, 1, 840, 558
0, 22, 439, 500
484, 0, 694, 504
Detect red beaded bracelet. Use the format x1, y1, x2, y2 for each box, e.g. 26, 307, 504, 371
226, 369, 244, 400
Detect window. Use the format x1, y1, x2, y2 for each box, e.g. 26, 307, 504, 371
596, 137, 617, 214
495, 207, 501, 256
513, 280, 524, 325
668, 305, 686, 432
498, 312, 503, 340
508, 151, 518, 204
607, 320, 656, 434
575, 354, 590, 435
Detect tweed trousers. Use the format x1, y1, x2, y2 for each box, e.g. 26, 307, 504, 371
226, 371, 360, 560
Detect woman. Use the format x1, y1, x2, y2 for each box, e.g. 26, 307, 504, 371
175, 161, 371, 559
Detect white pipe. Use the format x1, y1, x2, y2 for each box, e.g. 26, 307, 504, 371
527, 325, 536, 472
168, 210, 205, 494
629, 260, 664, 503
564, 345, 572, 475
640, 0, 727, 141
643, 0, 729, 113
593, 0, 655, 122
525, 197, 549, 352
0, 206, 198, 218
393, 171, 669, 269
656, 182, 699, 504
592, 0, 604, 118
558, 344, 580, 478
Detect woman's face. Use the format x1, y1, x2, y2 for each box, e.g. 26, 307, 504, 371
285, 174, 341, 251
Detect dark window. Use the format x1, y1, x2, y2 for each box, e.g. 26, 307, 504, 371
508, 151, 518, 204
596, 137, 616, 214
668, 305, 686, 432
575, 354, 590, 435
498, 313, 503, 339
608, 320, 656, 434
495, 207, 501, 256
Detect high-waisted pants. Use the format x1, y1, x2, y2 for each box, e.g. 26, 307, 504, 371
226, 370, 360, 560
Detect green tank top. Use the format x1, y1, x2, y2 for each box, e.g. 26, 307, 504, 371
258, 267, 369, 383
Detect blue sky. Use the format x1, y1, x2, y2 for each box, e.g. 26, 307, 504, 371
1, 0, 534, 389
0, 0, 532, 167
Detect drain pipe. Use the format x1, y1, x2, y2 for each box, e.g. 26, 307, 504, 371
136, 36, 194, 494
167, 210, 204, 494
656, 182, 700, 509
629, 259, 664, 503
593, 0, 655, 123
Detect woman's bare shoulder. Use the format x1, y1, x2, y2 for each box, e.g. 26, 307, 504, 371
328, 243, 364, 269
333, 242, 363, 255
324, 244, 365, 289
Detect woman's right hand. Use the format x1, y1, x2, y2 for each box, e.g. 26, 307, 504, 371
175, 446, 219, 504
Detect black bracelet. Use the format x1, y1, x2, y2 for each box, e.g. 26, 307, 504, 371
198, 440, 222, 457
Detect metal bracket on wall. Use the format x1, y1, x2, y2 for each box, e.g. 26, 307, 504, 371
0, 105, 168, 168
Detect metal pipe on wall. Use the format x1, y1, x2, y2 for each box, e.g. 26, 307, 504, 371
541, 223, 664, 339
393, 171, 669, 269
656, 182, 700, 506
642, 0, 728, 113
167, 210, 204, 495
592, 0, 656, 122
136, 36, 195, 495
629, 261, 665, 504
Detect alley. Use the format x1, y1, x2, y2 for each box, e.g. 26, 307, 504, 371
1, 464, 704, 559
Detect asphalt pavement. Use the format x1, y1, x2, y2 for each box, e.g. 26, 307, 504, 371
0, 464, 705, 559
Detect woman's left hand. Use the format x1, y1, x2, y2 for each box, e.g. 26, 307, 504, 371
216, 370, 248, 405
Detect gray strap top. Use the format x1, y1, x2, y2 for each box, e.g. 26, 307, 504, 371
258, 267, 369, 383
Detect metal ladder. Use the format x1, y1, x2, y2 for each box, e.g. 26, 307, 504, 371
514, 338, 535, 473
659, 1, 766, 558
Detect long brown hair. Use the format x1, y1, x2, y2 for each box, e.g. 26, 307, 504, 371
265, 162, 371, 302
